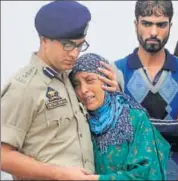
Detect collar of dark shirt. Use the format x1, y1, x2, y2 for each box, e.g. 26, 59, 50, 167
127, 47, 177, 72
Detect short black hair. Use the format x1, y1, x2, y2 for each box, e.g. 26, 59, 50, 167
135, 0, 174, 22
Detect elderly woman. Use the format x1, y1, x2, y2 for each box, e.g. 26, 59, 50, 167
69, 53, 170, 180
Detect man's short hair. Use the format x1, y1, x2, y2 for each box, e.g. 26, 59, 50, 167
135, 0, 174, 22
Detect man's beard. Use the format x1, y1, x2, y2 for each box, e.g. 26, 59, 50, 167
137, 31, 170, 53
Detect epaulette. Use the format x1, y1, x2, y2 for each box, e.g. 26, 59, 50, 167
14, 65, 37, 84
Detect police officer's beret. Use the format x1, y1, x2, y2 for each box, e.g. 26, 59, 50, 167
35, 1, 91, 40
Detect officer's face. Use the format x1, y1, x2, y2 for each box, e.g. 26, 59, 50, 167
73, 72, 105, 111
135, 15, 171, 53
43, 38, 85, 71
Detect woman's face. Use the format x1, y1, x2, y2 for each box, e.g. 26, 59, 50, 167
73, 72, 105, 111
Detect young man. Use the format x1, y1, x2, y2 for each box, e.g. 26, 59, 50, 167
1, 1, 100, 180
112, 1, 178, 180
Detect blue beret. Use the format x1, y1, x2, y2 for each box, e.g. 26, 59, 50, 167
35, 1, 91, 39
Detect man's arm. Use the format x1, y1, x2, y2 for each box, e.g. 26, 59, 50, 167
1, 143, 91, 180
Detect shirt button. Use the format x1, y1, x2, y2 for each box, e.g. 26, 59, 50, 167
58, 118, 62, 124
75, 110, 78, 115
79, 133, 83, 138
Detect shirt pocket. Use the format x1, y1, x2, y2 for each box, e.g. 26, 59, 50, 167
45, 104, 74, 132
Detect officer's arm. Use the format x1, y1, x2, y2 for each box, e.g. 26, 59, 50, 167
1, 143, 60, 180
1, 143, 91, 180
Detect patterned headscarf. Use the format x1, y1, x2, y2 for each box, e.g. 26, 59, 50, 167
69, 53, 109, 85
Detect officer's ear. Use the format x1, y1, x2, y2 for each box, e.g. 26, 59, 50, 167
39, 36, 45, 45
40, 36, 52, 49
40, 36, 48, 43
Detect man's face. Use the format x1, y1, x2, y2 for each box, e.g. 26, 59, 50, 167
42, 38, 86, 71
135, 15, 172, 53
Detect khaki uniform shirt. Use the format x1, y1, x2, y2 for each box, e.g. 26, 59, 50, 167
1, 53, 94, 174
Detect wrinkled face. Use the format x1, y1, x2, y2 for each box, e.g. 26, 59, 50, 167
73, 72, 105, 111
41, 38, 85, 71
135, 15, 171, 53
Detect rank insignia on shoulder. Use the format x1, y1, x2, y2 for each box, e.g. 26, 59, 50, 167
15, 67, 36, 83
45, 87, 68, 109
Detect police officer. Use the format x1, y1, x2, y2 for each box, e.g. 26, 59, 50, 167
1, 1, 96, 180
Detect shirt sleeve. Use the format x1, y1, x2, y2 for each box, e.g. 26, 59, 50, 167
1, 81, 36, 149
99, 110, 170, 180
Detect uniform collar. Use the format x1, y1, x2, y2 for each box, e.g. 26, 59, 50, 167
30, 53, 66, 84
128, 48, 177, 72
